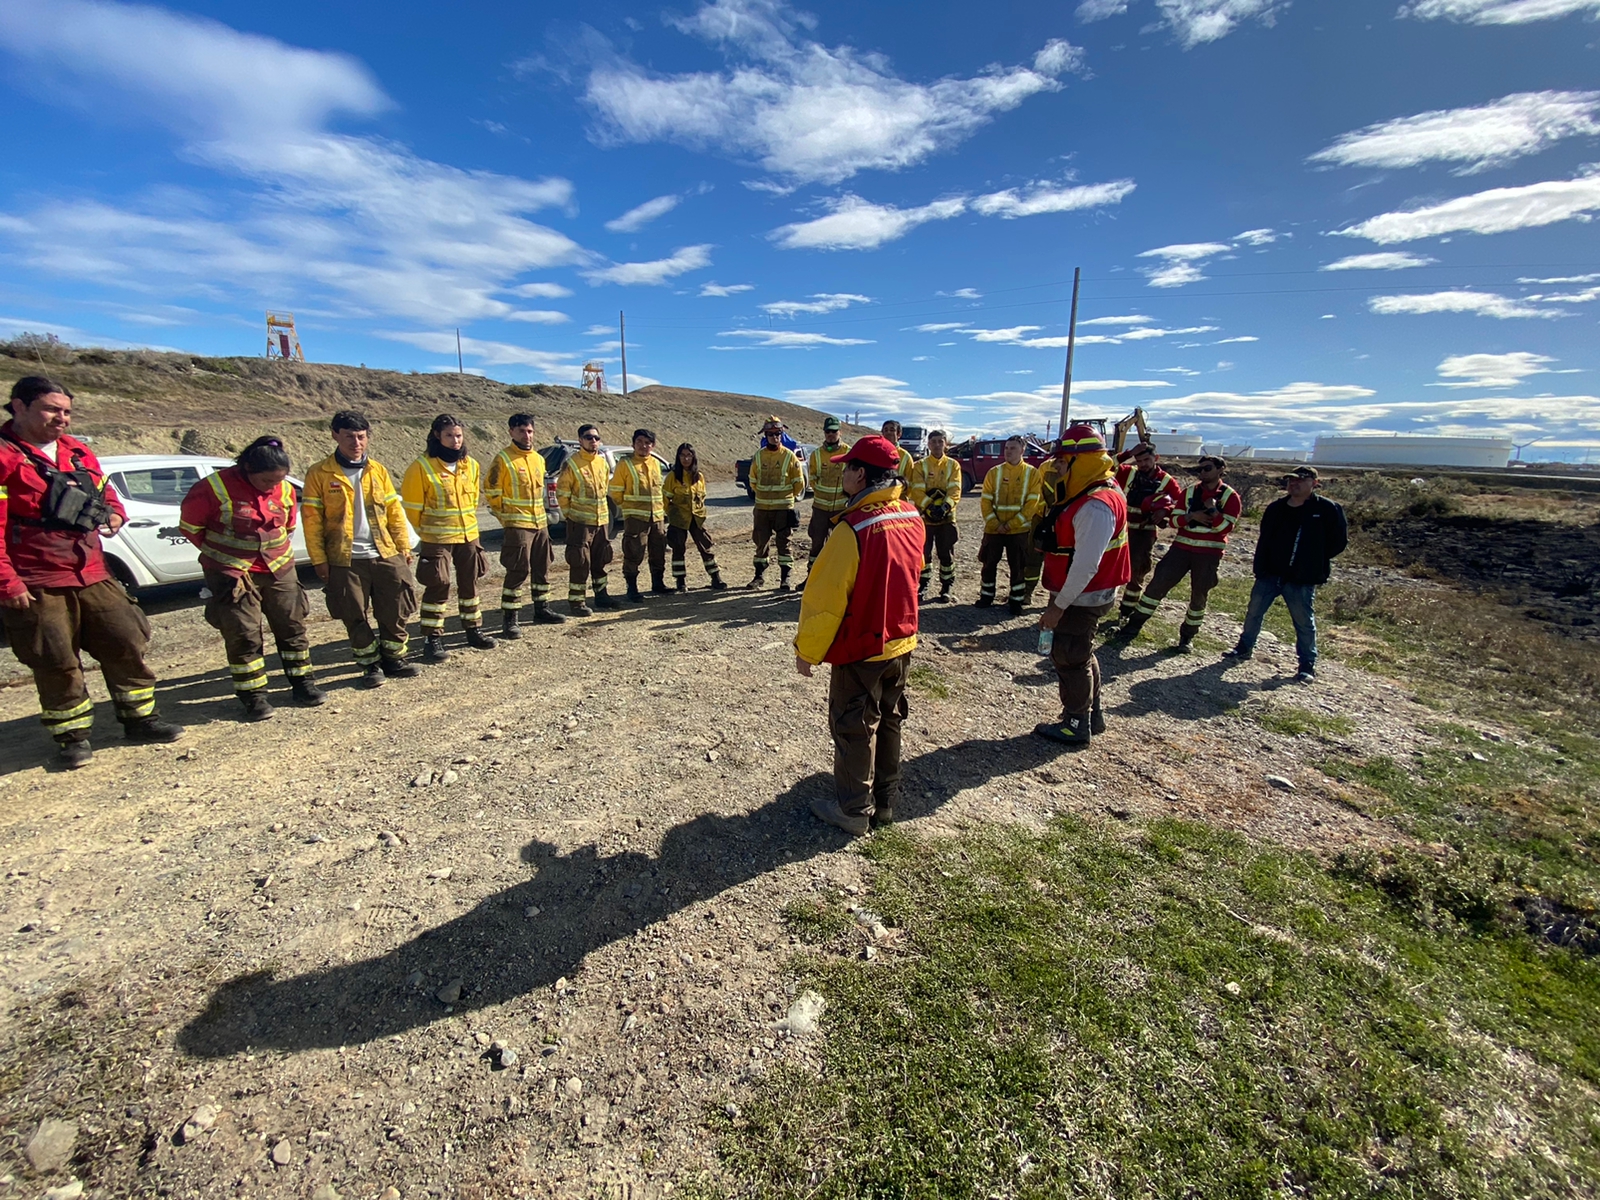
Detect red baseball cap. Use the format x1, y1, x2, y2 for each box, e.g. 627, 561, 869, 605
832, 434, 901, 469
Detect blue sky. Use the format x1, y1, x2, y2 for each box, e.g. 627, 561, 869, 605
1, 0, 1599, 458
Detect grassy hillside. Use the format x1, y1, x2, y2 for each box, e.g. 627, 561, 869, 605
0, 341, 877, 476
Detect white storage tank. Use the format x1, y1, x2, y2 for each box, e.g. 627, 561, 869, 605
1149, 433, 1204, 457
1255, 449, 1311, 462
1312, 434, 1513, 469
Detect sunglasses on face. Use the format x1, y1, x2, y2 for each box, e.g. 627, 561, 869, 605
580, 434, 599, 442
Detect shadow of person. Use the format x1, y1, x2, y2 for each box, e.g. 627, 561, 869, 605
1109, 656, 1255, 721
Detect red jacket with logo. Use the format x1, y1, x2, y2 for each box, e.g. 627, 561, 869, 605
824, 497, 924, 665
179, 466, 298, 577
1173, 481, 1242, 556
1115, 462, 1184, 532
0, 423, 126, 598
1042, 484, 1132, 595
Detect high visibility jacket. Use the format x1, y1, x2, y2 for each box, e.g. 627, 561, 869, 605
895, 447, 915, 478
1116, 463, 1184, 532
400, 455, 481, 544
806, 442, 851, 512
179, 465, 297, 577
795, 483, 922, 666
0, 423, 125, 597
555, 449, 610, 527
662, 469, 707, 530
1042, 484, 1131, 595
980, 462, 1041, 535
608, 453, 666, 522
749, 446, 805, 510
1173, 481, 1242, 555
486, 444, 549, 530
909, 454, 962, 523
301, 455, 410, 567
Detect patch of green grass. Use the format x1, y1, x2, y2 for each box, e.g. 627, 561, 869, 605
702, 820, 1600, 1199
906, 663, 951, 700
780, 897, 855, 945
1252, 704, 1355, 740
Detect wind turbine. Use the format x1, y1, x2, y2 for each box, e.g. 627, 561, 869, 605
1512, 433, 1548, 463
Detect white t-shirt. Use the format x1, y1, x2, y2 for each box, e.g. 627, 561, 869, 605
344, 463, 378, 560
34, 440, 58, 462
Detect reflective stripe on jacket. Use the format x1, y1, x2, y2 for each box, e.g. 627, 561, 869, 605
486, 445, 549, 529
0, 424, 123, 596
909, 455, 962, 522
1173, 481, 1242, 555
301, 455, 409, 566
980, 463, 1040, 534
608, 453, 666, 521
179, 466, 297, 576
400, 456, 482, 544
1042, 485, 1131, 595
555, 450, 610, 527
662, 470, 707, 530
1116, 463, 1184, 532
806, 442, 851, 512
750, 446, 805, 510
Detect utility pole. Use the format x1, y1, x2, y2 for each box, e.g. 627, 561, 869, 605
619, 311, 628, 396
456, 328, 463, 376
1058, 267, 1081, 435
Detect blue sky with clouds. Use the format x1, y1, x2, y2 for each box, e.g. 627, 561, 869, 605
1, 0, 1598, 457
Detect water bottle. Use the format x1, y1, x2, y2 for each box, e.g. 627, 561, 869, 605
1038, 627, 1054, 655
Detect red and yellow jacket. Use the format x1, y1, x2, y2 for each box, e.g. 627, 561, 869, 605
1042, 485, 1131, 595
0, 424, 125, 597
179, 466, 298, 577
1173, 481, 1242, 556
1116, 463, 1184, 533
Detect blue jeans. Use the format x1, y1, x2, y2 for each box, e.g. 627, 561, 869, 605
1235, 577, 1318, 671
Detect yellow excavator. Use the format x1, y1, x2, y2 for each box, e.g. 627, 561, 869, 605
1077, 407, 1152, 456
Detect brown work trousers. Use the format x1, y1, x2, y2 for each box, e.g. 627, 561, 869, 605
921, 521, 959, 588
2, 579, 158, 742
621, 516, 668, 579
806, 506, 842, 564
202, 567, 312, 694
416, 541, 488, 631
565, 522, 613, 602
667, 520, 719, 582
829, 653, 910, 819
499, 526, 554, 608
325, 556, 416, 663
977, 531, 1030, 603
1121, 527, 1160, 611
752, 507, 795, 572
1138, 544, 1222, 633
1050, 601, 1115, 717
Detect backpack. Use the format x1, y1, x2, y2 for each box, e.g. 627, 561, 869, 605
2, 434, 112, 532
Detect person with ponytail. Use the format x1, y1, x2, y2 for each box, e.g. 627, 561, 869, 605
400, 415, 495, 660
179, 436, 324, 720
661, 442, 727, 591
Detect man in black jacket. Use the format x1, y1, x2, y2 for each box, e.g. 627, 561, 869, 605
1223, 466, 1347, 683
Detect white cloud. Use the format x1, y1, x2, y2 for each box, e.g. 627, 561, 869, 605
1076, 0, 1130, 17
1080, 314, 1155, 326
1519, 272, 1600, 283
1368, 290, 1565, 318
1076, 0, 1285, 47
761, 292, 871, 317
1309, 91, 1600, 175
510, 281, 574, 298
786, 375, 963, 427
378, 330, 577, 374
1072, 379, 1176, 390
712, 329, 874, 348
0, 1, 587, 324
578, 0, 1084, 186
771, 195, 966, 250
913, 322, 971, 333
1234, 227, 1281, 245
1216, 335, 1259, 343
1401, 0, 1600, 25
699, 281, 755, 296
506, 309, 570, 324
939, 287, 983, 299
935, 322, 1219, 349
971, 178, 1137, 218
1322, 252, 1437, 270
582, 244, 713, 286
1136, 241, 1232, 287
1433, 351, 1557, 387
1337, 173, 1600, 243
604, 194, 681, 233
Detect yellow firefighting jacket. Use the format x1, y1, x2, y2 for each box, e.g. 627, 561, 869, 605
909, 454, 962, 523
608, 452, 666, 522
794, 483, 918, 665
486, 444, 548, 530
981, 462, 1042, 535
895, 446, 915, 478
301, 454, 411, 567
806, 441, 852, 512
555, 448, 610, 527
662, 469, 707, 529
401, 455, 481, 544
749, 446, 805, 511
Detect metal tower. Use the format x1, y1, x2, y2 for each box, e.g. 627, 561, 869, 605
580, 361, 607, 393
266, 312, 305, 362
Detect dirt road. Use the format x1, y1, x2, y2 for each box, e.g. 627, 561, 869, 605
0, 488, 1422, 1198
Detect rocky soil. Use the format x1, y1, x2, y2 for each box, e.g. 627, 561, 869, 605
0, 487, 1457, 1199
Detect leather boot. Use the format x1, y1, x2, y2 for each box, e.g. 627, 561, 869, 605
290, 677, 326, 706
500, 609, 523, 640
675, 576, 687, 593
935, 581, 953, 604
356, 661, 385, 689
423, 634, 450, 662
595, 587, 622, 611
465, 625, 497, 650
122, 715, 181, 743
778, 567, 793, 594
1174, 627, 1196, 654
650, 571, 672, 595
624, 574, 646, 605
569, 599, 593, 617
381, 655, 420, 678
533, 601, 566, 624
1008, 598, 1024, 616
1034, 712, 1091, 748
1090, 702, 1107, 735
57, 736, 93, 769
1112, 614, 1148, 641
747, 570, 765, 591
974, 594, 994, 608
710, 573, 728, 591
238, 692, 274, 722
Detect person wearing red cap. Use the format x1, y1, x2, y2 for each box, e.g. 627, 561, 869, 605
794, 435, 924, 836
1033, 426, 1130, 747
1114, 442, 1183, 621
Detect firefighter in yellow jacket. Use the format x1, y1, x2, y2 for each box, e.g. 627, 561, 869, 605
748, 416, 805, 592
487, 412, 564, 635
908, 428, 962, 603
609, 428, 670, 603
879, 419, 917, 478
805, 417, 850, 573
556, 424, 620, 616
302, 410, 419, 687
977, 436, 1042, 614
401, 414, 495, 661
663, 442, 727, 591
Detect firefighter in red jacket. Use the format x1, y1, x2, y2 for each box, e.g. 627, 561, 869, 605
1114, 441, 1183, 620
1034, 426, 1131, 747
0, 376, 180, 768
794, 435, 924, 836
180, 436, 325, 721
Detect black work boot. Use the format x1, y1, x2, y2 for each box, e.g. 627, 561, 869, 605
1174, 628, 1196, 655
122, 715, 181, 743
465, 625, 497, 650
356, 661, 385, 689
290, 677, 326, 707
238, 692, 275, 722
710, 573, 728, 591
747, 570, 766, 591
381, 655, 420, 679
675, 575, 687, 593
595, 588, 622, 611
934, 581, 953, 604
56, 735, 93, 769
423, 634, 450, 662
1090, 702, 1107, 735
1034, 712, 1092, 748
533, 601, 566, 624
1008, 598, 1024, 616
500, 609, 523, 640
569, 599, 593, 618
974, 594, 993, 608
650, 571, 672, 595
624, 574, 646, 605
1113, 614, 1148, 641
778, 567, 793, 594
